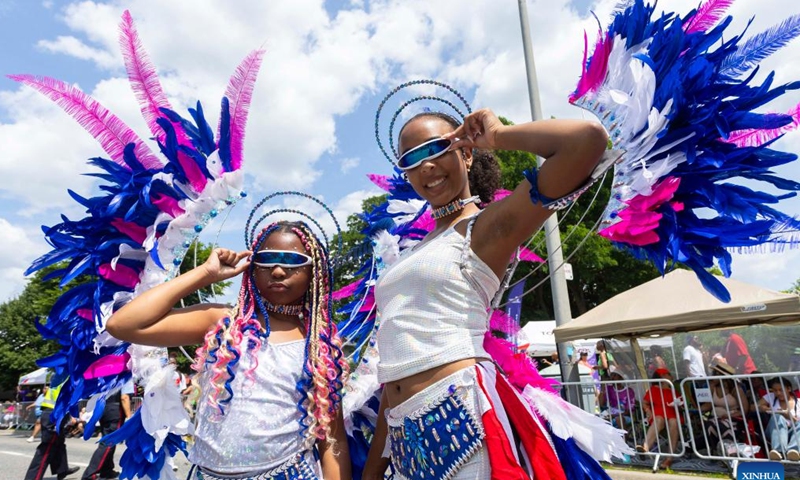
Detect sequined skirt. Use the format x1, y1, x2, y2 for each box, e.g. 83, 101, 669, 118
386, 364, 490, 480
194, 450, 319, 480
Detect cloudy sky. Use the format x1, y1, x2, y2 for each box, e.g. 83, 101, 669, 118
0, 0, 799, 304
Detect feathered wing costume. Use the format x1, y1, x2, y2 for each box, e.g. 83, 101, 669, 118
338, 0, 800, 478
15, 11, 264, 479
571, 0, 800, 302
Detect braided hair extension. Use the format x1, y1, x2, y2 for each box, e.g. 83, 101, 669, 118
192, 221, 348, 446
399, 111, 501, 204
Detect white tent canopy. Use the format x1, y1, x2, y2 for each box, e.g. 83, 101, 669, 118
18, 367, 49, 385
554, 269, 800, 342
520, 320, 672, 356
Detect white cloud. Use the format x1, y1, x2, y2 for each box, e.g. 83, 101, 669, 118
2, 0, 800, 302
37, 36, 118, 69
0, 219, 48, 300
340, 157, 360, 173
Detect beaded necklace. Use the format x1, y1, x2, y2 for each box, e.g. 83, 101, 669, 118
431, 195, 480, 220
263, 299, 304, 316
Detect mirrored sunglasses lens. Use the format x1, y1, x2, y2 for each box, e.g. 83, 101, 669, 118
254, 251, 309, 266
398, 139, 450, 169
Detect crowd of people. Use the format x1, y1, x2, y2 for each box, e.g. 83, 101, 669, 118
572, 331, 800, 468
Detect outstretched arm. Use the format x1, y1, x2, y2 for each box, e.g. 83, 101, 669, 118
444, 109, 609, 278
105, 248, 251, 347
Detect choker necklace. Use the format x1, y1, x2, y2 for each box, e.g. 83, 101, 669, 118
264, 300, 304, 316
431, 195, 480, 220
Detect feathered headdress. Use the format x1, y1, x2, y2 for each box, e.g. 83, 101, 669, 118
15, 10, 264, 479
571, 0, 800, 301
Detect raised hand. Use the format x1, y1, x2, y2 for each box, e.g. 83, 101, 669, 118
202, 248, 251, 282
442, 108, 504, 151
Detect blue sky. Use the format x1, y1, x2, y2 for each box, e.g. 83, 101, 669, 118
0, 0, 799, 304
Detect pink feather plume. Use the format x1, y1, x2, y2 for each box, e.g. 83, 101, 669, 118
569, 31, 612, 103
219, 49, 266, 172
368, 174, 392, 191
724, 101, 800, 147
684, 0, 736, 34
8, 74, 162, 170
118, 11, 183, 146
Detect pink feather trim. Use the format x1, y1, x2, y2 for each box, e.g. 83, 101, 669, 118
110, 219, 147, 245
77, 308, 93, 321
684, 0, 736, 34
724, 101, 800, 147
367, 174, 392, 191
151, 193, 185, 218
519, 246, 543, 263
177, 150, 208, 193
83, 353, 131, 380
599, 177, 681, 246
492, 189, 512, 202
483, 332, 559, 393
8, 74, 162, 170
98, 263, 140, 290
219, 49, 266, 172
118, 11, 186, 146
569, 31, 612, 103
333, 280, 361, 301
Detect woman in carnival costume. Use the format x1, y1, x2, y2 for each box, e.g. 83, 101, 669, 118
107, 212, 352, 479
337, 0, 800, 478
15, 10, 350, 480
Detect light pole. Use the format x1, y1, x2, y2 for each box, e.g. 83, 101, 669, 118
516, 0, 577, 396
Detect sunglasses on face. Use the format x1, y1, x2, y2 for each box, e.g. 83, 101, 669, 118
397, 138, 452, 171
253, 250, 312, 269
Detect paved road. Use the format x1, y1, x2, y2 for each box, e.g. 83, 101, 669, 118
0, 430, 192, 480
2, 429, 733, 480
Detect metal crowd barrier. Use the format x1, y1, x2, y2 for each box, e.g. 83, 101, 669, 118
679, 371, 800, 476
559, 371, 800, 477
560, 378, 685, 471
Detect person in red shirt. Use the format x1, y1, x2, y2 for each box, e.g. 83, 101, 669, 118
723, 331, 757, 375
638, 368, 683, 468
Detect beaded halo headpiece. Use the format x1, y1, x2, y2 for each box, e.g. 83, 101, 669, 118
374, 79, 472, 168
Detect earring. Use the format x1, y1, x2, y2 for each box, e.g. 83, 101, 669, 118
402, 172, 409, 181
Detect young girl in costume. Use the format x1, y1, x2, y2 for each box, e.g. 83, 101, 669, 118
354, 0, 800, 476
107, 218, 351, 479
362, 108, 620, 480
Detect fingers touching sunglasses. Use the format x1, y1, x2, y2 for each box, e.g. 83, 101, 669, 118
397, 138, 453, 170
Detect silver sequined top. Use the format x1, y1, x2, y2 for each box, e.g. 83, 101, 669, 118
375, 221, 500, 383
189, 339, 308, 473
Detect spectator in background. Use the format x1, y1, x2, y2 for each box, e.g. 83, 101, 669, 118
758, 377, 800, 461
578, 350, 592, 370
638, 368, 683, 468
683, 335, 707, 378
81, 380, 133, 480
26, 386, 47, 442
598, 367, 636, 429
647, 345, 668, 378
24, 382, 80, 480
702, 362, 750, 456
1, 401, 15, 427
723, 330, 757, 375
708, 346, 726, 368
595, 340, 616, 380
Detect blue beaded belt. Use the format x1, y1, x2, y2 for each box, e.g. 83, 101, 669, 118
194, 452, 317, 480
389, 390, 484, 480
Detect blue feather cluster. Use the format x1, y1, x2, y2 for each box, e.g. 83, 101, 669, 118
580, 0, 800, 301
25, 100, 232, 460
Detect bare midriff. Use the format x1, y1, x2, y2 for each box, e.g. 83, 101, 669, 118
383, 357, 487, 408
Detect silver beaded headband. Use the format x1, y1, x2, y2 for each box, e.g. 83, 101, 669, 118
244, 191, 342, 253
374, 79, 472, 167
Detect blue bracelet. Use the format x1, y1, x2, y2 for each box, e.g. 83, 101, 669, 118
522, 168, 558, 206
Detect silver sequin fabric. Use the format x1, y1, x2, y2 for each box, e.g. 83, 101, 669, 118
375, 224, 500, 383
189, 340, 310, 473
